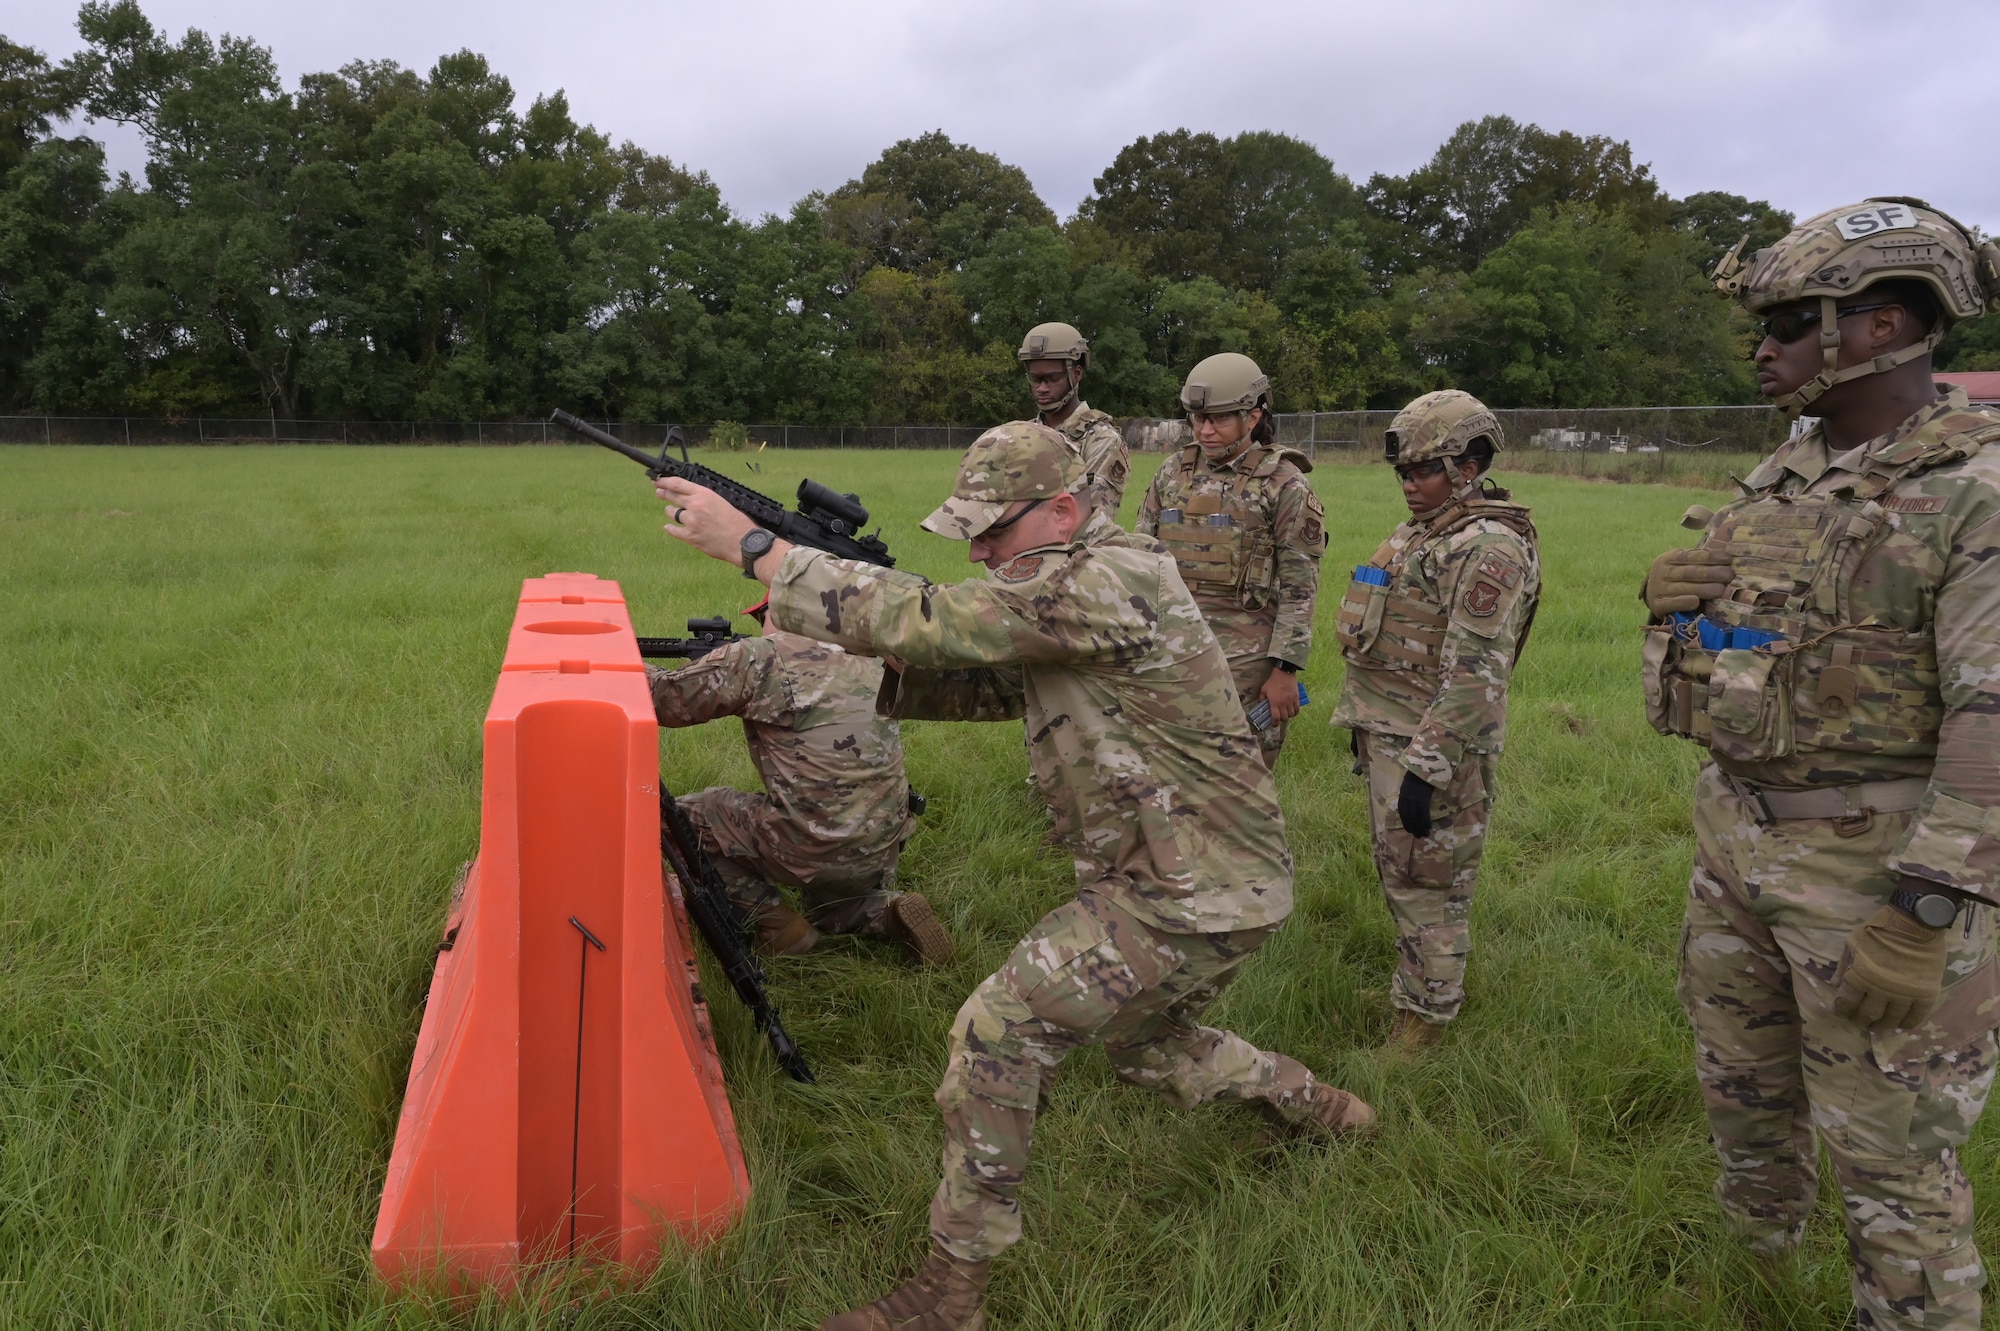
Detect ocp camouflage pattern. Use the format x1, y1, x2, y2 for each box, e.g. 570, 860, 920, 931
1359, 734, 1496, 1023
1680, 765, 1998, 1329
647, 631, 913, 903
929, 890, 1327, 1260
1644, 391, 2000, 899
1331, 493, 1540, 788
1056, 402, 1132, 519
1136, 442, 1326, 753
766, 526, 1292, 935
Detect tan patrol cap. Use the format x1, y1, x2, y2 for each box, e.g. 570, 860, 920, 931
921, 421, 1084, 540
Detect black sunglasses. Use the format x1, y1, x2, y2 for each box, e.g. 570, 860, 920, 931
1761, 302, 1898, 345
1393, 458, 1449, 482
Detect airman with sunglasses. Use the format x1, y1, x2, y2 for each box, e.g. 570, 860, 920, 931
1331, 390, 1540, 1055
1644, 198, 2000, 1330
1136, 353, 1328, 765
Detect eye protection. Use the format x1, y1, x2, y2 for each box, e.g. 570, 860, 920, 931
1393, 458, 1449, 482
1760, 302, 1896, 344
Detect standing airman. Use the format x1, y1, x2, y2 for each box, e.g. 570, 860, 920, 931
1331, 391, 1540, 1053
1136, 353, 1327, 764
1018, 322, 1130, 519
1652, 197, 2000, 1329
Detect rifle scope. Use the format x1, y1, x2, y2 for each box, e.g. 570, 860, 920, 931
796, 479, 871, 535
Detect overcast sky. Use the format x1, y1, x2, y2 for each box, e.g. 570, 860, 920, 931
14, 0, 1999, 233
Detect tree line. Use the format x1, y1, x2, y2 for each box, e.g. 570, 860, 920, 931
3, 3, 1995, 425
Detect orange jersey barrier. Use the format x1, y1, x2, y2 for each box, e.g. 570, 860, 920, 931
372, 572, 750, 1290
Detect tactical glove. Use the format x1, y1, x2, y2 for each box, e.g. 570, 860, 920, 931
1397, 772, 1435, 839
1833, 901, 1953, 1028
1643, 547, 1733, 616
1349, 727, 1364, 776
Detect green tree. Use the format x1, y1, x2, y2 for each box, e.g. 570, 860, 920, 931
1363, 116, 1668, 279
1671, 190, 1795, 274
825, 130, 1053, 274
1077, 129, 1356, 291
1404, 207, 1755, 409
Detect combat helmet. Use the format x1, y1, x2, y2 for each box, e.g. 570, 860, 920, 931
1018, 322, 1089, 415
1713, 197, 2000, 416
1383, 390, 1503, 467
1180, 352, 1273, 416
1017, 322, 1090, 368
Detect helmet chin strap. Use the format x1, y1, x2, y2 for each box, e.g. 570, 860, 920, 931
1040, 365, 1081, 420
1409, 460, 1484, 523
1776, 295, 1945, 419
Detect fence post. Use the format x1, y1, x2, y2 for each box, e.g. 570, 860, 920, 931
198, 417, 205, 443
125, 417, 131, 446
44, 415, 51, 444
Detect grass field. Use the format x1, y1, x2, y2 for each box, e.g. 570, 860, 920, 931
1, 443, 1980, 1330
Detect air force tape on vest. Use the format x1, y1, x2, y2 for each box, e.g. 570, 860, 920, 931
922, 421, 1085, 541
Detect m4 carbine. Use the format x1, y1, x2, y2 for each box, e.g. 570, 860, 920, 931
549, 410, 894, 567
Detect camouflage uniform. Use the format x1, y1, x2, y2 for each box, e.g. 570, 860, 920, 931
1135, 443, 1327, 760
647, 630, 914, 936
1332, 484, 1539, 1024
767, 510, 1350, 1262
1053, 401, 1131, 520
1650, 390, 2000, 1328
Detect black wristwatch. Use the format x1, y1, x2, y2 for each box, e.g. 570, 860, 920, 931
739, 527, 776, 578
1269, 658, 1302, 675
1890, 883, 1961, 929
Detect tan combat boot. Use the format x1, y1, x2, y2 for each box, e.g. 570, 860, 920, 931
887, 893, 955, 965
1382, 1009, 1445, 1058
753, 904, 820, 957
1258, 1054, 1377, 1143
819, 1244, 991, 1331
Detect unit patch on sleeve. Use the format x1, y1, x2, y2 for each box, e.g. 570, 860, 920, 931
1463, 580, 1504, 617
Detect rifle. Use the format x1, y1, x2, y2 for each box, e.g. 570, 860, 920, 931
637, 616, 746, 661
657, 786, 814, 1084
549, 410, 895, 568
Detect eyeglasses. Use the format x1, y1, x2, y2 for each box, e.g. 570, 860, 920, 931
1760, 302, 1898, 345
1393, 458, 1448, 482
980, 497, 1045, 537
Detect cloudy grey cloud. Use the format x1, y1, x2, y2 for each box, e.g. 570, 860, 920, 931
14, 0, 1997, 232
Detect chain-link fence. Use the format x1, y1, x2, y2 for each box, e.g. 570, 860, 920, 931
0, 406, 1789, 455
1217, 405, 1788, 459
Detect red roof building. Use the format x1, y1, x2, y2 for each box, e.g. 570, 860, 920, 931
1937, 371, 2000, 405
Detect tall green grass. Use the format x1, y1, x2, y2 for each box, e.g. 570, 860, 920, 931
0, 444, 1964, 1329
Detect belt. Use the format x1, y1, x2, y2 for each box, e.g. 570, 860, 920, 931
1728, 775, 1928, 833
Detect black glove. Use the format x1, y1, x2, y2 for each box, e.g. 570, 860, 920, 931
1397, 772, 1435, 839
1349, 728, 1363, 776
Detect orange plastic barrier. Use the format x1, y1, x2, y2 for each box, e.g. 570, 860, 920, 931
372, 572, 750, 1289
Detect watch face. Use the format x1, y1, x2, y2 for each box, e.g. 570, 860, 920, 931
1915, 894, 1959, 929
